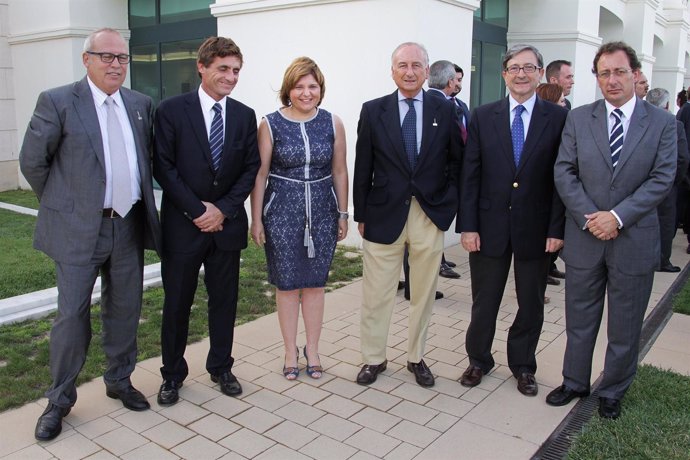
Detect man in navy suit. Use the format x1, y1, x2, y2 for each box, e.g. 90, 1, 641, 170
153, 37, 260, 405
354, 42, 462, 387
459, 44, 567, 396
452, 64, 471, 138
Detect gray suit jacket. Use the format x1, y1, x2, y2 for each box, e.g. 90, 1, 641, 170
554, 97, 677, 275
19, 77, 162, 264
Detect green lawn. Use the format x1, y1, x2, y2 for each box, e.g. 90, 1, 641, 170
672, 277, 690, 315
567, 365, 690, 459
0, 189, 39, 209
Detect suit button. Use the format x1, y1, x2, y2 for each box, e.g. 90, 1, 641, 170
509, 205, 512, 211
513, 182, 519, 188
405, 199, 410, 205
213, 181, 218, 186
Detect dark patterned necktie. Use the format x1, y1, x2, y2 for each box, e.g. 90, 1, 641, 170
511, 105, 525, 166
609, 108, 624, 169
401, 98, 417, 168
210, 102, 224, 171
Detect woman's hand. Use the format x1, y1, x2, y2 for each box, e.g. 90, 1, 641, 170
337, 218, 348, 241
250, 221, 266, 247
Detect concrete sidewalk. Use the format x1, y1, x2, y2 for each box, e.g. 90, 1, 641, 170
1, 239, 689, 460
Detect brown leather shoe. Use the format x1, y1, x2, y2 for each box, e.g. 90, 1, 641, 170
356, 360, 387, 385
516, 373, 538, 396
407, 360, 435, 387
459, 365, 483, 387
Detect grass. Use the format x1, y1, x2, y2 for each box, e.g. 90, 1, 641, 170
567, 364, 690, 459
672, 277, 690, 315
0, 189, 363, 410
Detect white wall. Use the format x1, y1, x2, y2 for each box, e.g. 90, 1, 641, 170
0, 0, 18, 190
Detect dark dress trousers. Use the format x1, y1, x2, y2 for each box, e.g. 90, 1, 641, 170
459, 97, 567, 377
153, 91, 259, 382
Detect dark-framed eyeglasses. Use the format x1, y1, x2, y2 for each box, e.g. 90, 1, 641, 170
505, 64, 541, 75
86, 51, 131, 64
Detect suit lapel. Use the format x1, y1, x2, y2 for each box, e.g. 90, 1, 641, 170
218, 97, 238, 175
492, 98, 515, 171
120, 88, 150, 182
72, 78, 106, 172
185, 92, 215, 171
517, 98, 549, 174
589, 100, 614, 174
614, 98, 649, 179
379, 91, 412, 173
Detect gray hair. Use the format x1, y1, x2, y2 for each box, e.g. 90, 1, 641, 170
83, 27, 122, 52
429, 60, 456, 90
391, 42, 429, 67
646, 87, 670, 109
502, 44, 544, 70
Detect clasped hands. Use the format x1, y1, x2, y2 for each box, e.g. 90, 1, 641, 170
585, 211, 619, 241
193, 201, 225, 233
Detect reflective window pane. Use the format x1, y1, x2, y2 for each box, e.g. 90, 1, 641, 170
129, 0, 155, 28
161, 0, 213, 24
131, 44, 160, 105
161, 40, 203, 100
484, 0, 508, 28
481, 42, 506, 103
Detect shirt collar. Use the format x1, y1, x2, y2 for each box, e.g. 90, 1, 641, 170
198, 85, 226, 113
398, 89, 424, 103
605, 95, 637, 120
509, 92, 537, 114
87, 76, 123, 107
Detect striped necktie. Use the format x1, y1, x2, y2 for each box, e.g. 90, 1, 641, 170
401, 98, 418, 168
511, 105, 525, 166
609, 108, 624, 168
210, 102, 224, 171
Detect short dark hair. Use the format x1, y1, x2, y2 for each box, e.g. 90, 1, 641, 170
453, 64, 464, 77
592, 41, 641, 74
545, 60, 572, 81
502, 44, 544, 70
678, 89, 688, 106
197, 36, 243, 76
279, 56, 326, 107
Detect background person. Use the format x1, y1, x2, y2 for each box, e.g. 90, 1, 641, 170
250, 57, 348, 380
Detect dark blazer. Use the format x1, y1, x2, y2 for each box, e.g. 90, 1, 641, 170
455, 97, 471, 127
555, 98, 677, 274
353, 90, 462, 244
459, 96, 567, 259
675, 120, 690, 186
20, 77, 161, 264
153, 91, 260, 254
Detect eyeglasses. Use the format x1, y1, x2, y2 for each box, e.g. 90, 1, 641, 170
86, 51, 131, 64
505, 64, 541, 75
596, 68, 631, 80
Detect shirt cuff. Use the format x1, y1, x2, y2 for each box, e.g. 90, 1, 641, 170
610, 210, 623, 229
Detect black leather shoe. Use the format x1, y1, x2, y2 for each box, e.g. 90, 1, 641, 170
546, 275, 561, 286
598, 397, 621, 419
397, 281, 405, 291
356, 360, 387, 385
460, 365, 484, 387
445, 260, 457, 268
516, 373, 538, 396
106, 384, 150, 411
658, 264, 681, 273
545, 385, 590, 406
439, 264, 461, 279
157, 380, 182, 406
211, 371, 243, 396
407, 360, 435, 387
404, 291, 444, 301
687, 244, 690, 255
549, 268, 566, 279
35, 403, 71, 441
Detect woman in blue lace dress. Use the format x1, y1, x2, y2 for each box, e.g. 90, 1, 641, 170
250, 57, 348, 380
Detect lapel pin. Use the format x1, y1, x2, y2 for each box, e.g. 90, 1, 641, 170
136, 110, 142, 120
432, 118, 438, 127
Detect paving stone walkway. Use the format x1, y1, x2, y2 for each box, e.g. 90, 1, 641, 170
1, 239, 689, 459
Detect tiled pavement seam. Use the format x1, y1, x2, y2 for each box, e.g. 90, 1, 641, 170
1, 238, 689, 459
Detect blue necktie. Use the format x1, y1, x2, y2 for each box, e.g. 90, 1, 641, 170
209, 102, 224, 171
609, 108, 624, 169
511, 105, 525, 167
401, 98, 417, 168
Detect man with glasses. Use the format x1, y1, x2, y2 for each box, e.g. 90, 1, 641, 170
548, 42, 676, 419
20, 28, 161, 441
458, 44, 567, 397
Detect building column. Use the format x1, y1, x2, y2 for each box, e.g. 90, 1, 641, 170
0, 1, 18, 190
652, 1, 690, 104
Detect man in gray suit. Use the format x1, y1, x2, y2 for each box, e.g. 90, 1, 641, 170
547, 42, 676, 419
20, 28, 162, 440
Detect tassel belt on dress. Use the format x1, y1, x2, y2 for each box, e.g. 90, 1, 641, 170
268, 173, 332, 259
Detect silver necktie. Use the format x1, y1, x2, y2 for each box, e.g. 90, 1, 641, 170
105, 96, 132, 217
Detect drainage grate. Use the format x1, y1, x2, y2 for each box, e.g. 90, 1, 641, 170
532, 264, 690, 460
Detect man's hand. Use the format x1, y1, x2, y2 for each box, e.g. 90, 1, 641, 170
358, 222, 365, 238
461, 232, 481, 252
545, 238, 564, 253
193, 201, 225, 232
585, 211, 619, 241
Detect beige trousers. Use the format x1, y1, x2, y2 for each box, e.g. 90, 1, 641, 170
360, 198, 444, 364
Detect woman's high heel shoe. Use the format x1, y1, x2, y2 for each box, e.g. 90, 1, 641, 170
283, 347, 299, 380
303, 346, 323, 379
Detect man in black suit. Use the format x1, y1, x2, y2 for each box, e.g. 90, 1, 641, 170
354, 42, 462, 387
153, 37, 260, 405
546, 59, 574, 110
452, 64, 471, 139
646, 87, 689, 272
459, 44, 567, 396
